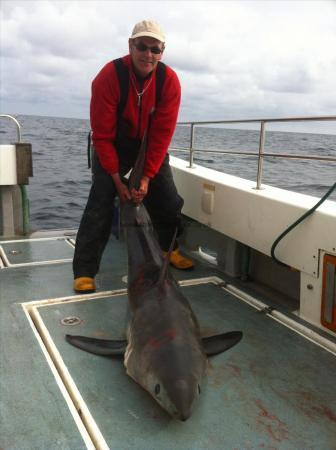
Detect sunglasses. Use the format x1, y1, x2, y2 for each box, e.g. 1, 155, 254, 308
133, 41, 163, 55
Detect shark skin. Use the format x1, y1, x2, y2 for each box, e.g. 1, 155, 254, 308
66, 133, 243, 420
66, 200, 242, 420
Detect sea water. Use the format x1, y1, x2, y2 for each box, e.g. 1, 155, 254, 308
0, 114, 335, 230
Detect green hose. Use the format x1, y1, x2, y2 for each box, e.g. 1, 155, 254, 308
271, 182, 336, 267
19, 185, 30, 235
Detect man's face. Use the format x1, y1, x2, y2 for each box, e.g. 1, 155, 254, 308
129, 37, 164, 77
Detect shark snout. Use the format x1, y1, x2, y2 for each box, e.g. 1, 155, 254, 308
178, 409, 192, 422
170, 379, 200, 421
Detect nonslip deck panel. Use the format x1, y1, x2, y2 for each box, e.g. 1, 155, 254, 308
37, 283, 336, 449
0, 237, 227, 449
0, 238, 126, 450
1, 234, 336, 449
0, 239, 74, 265
0, 278, 87, 450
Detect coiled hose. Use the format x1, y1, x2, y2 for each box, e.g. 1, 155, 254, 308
271, 182, 336, 267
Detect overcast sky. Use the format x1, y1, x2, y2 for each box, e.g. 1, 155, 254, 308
1, 0, 336, 133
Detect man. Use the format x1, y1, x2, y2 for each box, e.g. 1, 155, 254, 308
73, 20, 194, 293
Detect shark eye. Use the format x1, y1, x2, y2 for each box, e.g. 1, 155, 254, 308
198, 384, 201, 394
155, 384, 161, 395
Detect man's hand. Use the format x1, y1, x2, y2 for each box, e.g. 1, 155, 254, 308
111, 173, 131, 203
131, 176, 150, 204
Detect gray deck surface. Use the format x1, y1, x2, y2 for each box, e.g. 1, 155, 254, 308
1, 235, 336, 449
0, 238, 74, 265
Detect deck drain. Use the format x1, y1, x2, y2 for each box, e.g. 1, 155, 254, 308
61, 316, 82, 326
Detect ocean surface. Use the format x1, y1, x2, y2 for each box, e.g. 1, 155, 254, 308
1, 114, 335, 231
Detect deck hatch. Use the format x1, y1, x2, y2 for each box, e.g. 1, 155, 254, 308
0, 237, 74, 267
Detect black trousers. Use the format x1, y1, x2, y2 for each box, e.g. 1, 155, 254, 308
73, 146, 184, 278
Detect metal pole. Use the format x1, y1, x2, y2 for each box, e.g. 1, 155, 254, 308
256, 121, 266, 189
188, 124, 195, 168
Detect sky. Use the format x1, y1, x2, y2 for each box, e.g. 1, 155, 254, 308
1, 0, 336, 133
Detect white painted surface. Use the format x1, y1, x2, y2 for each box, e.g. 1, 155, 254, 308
0, 145, 17, 185
170, 156, 336, 277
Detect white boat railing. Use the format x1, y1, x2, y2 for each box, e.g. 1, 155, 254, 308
0, 114, 22, 143
171, 115, 336, 189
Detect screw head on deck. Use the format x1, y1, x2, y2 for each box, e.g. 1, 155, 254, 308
61, 316, 82, 326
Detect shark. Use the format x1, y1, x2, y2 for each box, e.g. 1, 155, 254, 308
66, 133, 243, 421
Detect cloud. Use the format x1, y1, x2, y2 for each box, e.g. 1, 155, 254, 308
1, 0, 335, 132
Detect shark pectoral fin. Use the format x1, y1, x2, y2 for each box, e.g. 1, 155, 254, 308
65, 335, 127, 356
202, 331, 243, 356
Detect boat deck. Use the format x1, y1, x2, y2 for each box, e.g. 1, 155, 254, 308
1, 233, 336, 450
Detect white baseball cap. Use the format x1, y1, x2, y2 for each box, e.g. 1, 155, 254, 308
130, 20, 165, 43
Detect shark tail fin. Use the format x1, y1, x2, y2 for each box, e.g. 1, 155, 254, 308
158, 227, 178, 285
129, 129, 147, 191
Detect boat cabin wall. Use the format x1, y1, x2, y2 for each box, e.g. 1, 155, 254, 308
0, 185, 24, 237
170, 155, 336, 334
0, 142, 32, 237
180, 216, 300, 310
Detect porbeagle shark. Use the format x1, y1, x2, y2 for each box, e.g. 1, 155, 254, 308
66, 134, 242, 421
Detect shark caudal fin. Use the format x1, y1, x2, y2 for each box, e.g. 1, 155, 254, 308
66, 335, 127, 356
202, 331, 243, 356
128, 130, 147, 192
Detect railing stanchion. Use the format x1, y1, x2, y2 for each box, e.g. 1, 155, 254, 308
188, 123, 195, 168
256, 121, 266, 189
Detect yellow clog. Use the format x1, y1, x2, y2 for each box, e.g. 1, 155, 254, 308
165, 249, 194, 270
73, 277, 96, 293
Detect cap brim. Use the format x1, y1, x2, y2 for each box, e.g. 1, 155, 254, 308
131, 31, 165, 43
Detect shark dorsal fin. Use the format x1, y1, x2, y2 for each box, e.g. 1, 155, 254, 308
158, 227, 178, 285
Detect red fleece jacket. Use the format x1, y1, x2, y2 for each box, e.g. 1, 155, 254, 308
90, 55, 181, 179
